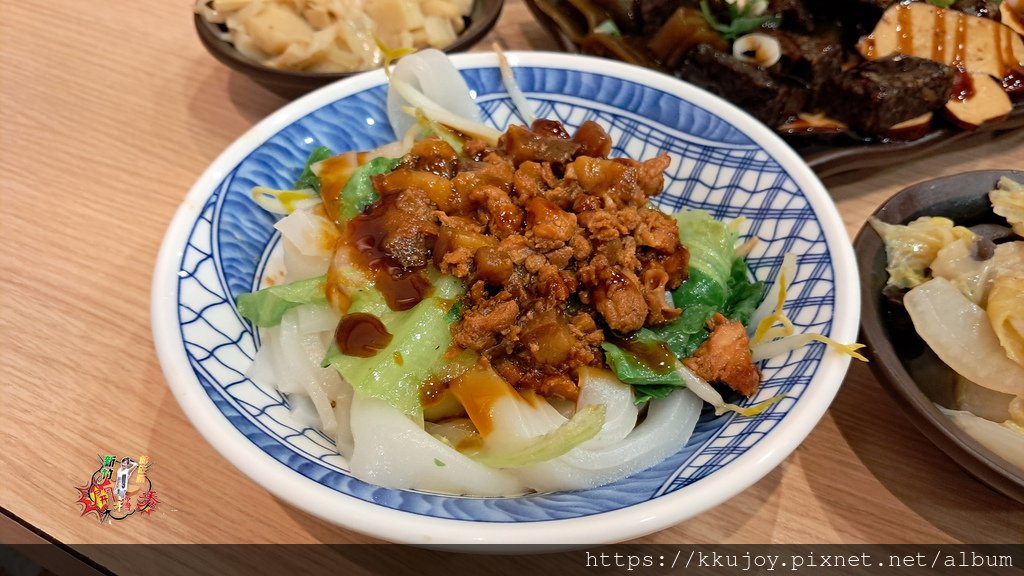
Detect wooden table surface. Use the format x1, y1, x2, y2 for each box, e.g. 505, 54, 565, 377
2, 0, 1022, 565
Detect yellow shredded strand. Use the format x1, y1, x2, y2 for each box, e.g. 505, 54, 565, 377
804, 334, 869, 362
757, 318, 795, 343
723, 393, 786, 417
747, 252, 867, 364
753, 264, 793, 344
407, 106, 464, 153
375, 37, 415, 79
250, 186, 318, 214
751, 332, 869, 363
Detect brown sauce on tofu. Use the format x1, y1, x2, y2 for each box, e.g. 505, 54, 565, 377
952, 66, 975, 101
953, 11, 969, 70
896, 3, 914, 55
932, 8, 947, 62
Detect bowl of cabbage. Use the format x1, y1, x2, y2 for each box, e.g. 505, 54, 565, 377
193, 0, 504, 98
856, 170, 1024, 503
152, 50, 860, 544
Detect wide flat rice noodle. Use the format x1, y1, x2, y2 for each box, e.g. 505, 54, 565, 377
509, 388, 702, 492
348, 394, 526, 495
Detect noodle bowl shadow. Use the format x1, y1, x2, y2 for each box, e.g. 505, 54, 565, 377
152, 52, 860, 544
193, 0, 504, 100
855, 169, 1024, 504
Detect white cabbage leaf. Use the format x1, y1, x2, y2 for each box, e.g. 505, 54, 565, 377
990, 176, 1024, 236
929, 237, 995, 305
937, 405, 1024, 470
987, 274, 1024, 368
954, 373, 1016, 423
870, 216, 974, 289
904, 277, 1024, 396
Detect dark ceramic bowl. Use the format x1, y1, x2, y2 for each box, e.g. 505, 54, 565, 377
195, 0, 504, 99
855, 169, 1024, 503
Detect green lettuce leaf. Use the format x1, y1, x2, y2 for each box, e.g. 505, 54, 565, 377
602, 329, 682, 387
247, 151, 463, 420
651, 304, 718, 359
322, 273, 465, 421
293, 146, 333, 193
316, 154, 460, 420
723, 257, 764, 325
236, 275, 327, 327
671, 268, 726, 310
675, 209, 737, 292
601, 327, 697, 404
603, 210, 763, 401
337, 156, 401, 222
673, 210, 763, 326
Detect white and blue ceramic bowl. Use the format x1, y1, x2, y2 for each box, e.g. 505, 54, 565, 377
152, 52, 859, 545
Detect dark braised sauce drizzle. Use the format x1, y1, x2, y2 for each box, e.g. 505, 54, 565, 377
335, 312, 393, 357
345, 193, 433, 311
610, 335, 677, 375
952, 66, 975, 101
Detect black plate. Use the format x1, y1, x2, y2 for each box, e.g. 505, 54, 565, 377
795, 112, 1024, 178
522, 0, 1024, 180
854, 169, 1024, 503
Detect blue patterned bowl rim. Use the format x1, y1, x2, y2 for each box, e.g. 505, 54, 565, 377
152, 51, 859, 545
